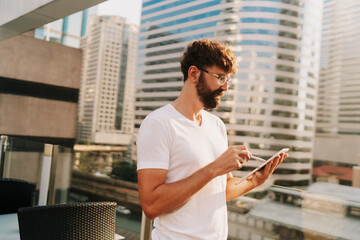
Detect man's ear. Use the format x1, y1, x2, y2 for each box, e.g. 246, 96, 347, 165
188, 65, 200, 84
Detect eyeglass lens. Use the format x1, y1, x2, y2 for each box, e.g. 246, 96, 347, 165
218, 76, 231, 86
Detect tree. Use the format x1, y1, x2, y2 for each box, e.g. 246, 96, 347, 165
111, 159, 137, 183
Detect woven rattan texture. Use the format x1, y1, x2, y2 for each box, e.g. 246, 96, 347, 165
0, 178, 35, 214
17, 202, 117, 240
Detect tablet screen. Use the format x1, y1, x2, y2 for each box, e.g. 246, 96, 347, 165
234, 148, 289, 185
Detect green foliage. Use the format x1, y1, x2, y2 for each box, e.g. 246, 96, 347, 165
77, 140, 93, 145
78, 151, 92, 171
111, 159, 138, 183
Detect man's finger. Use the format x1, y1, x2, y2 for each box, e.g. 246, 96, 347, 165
237, 161, 242, 169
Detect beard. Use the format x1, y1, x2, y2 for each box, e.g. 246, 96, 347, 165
196, 72, 224, 110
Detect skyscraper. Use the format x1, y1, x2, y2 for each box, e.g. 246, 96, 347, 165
135, 0, 322, 187
314, 0, 360, 172
78, 15, 138, 145
317, 0, 360, 136
34, 7, 97, 48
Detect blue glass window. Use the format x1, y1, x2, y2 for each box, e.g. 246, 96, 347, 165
240, 29, 278, 35
143, 0, 166, 8
146, 21, 218, 41
256, 63, 273, 69
237, 74, 249, 79
236, 40, 278, 47
34, 28, 45, 39
257, 52, 276, 58
236, 52, 251, 57
239, 62, 250, 68
141, 0, 220, 24
240, 6, 280, 13
240, 18, 279, 24
242, 0, 281, 2
140, 11, 221, 35
142, 0, 193, 15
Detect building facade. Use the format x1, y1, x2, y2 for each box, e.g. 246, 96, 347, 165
78, 15, 138, 145
314, 0, 360, 169
135, 0, 322, 187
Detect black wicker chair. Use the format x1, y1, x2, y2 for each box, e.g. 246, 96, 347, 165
0, 178, 36, 214
17, 202, 117, 240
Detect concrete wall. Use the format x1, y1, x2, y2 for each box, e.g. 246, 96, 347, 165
0, 33, 81, 143
314, 134, 360, 165
0, 94, 77, 139
0, 33, 81, 88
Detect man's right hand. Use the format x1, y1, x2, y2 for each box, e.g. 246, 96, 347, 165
211, 145, 252, 176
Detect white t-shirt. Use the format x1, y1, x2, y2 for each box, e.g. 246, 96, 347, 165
137, 104, 229, 240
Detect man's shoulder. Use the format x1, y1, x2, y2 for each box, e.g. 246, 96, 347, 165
138, 104, 175, 140
144, 104, 174, 122
203, 110, 225, 125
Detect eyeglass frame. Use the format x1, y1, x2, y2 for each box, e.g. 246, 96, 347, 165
195, 65, 232, 86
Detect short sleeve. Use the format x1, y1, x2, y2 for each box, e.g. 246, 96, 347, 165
136, 117, 171, 170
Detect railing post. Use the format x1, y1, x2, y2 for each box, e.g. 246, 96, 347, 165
47, 145, 59, 205
0, 135, 8, 178
38, 144, 53, 205
140, 211, 152, 240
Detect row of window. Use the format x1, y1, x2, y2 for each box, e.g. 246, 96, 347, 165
228, 137, 312, 153
142, 2, 307, 24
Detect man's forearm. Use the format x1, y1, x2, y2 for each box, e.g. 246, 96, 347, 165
226, 177, 257, 201
139, 163, 218, 220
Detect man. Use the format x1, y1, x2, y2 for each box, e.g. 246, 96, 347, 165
137, 39, 288, 239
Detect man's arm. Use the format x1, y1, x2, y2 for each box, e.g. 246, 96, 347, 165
138, 145, 251, 220
138, 166, 216, 220
226, 152, 287, 201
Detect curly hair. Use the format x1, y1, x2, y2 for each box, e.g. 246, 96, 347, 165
180, 38, 237, 81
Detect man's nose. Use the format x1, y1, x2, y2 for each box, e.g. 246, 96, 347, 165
221, 81, 230, 91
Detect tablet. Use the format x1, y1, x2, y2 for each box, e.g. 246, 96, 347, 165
234, 148, 289, 185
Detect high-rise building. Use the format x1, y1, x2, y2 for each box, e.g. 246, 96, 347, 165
78, 15, 138, 145
135, 0, 322, 187
34, 7, 97, 48
314, 0, 360, 177
317, 0, 360, 136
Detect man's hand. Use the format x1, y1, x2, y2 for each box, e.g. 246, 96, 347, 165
248, 152, 288, 187
210, 145, 252, 177
226, 151, 288, 201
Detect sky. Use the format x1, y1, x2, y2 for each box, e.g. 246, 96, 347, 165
97, 0, 143, 25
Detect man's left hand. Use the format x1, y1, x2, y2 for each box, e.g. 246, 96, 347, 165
248, 152, 288, 187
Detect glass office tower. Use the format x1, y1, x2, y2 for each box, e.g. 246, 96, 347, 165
135, 0, 322, 187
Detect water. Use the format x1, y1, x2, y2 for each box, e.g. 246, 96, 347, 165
116, 210, 142, 233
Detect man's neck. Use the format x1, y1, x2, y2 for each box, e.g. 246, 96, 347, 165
172, 85, 203, 123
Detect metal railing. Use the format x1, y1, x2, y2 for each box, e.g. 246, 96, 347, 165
140, 212, 152, 240
0, 135, 8, 178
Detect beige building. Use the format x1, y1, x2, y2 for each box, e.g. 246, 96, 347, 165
77, 15, 138, 145
314, 0, 360, 186
0, 31, 81, 147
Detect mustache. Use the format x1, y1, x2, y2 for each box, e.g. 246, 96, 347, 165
212, 88, 224, 97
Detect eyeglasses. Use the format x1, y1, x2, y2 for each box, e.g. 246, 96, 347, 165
196, 66, 232, 86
